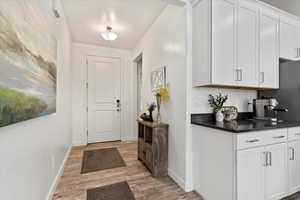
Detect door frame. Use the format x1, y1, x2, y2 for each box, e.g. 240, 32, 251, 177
86, 55, 124, 144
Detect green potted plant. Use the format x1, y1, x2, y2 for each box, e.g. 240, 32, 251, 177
208, 93, 228, 122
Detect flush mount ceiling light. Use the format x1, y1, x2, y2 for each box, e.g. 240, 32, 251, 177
101, 26, 118, 41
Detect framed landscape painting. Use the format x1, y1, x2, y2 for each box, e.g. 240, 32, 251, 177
0, 0, 57, 127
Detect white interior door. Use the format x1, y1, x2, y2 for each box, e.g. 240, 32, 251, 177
87, 56, 121, 143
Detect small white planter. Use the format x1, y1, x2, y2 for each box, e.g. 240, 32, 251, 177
215, 110, 224, 122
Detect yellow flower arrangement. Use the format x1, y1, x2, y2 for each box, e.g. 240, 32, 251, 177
155, 87, 169, 123
157, 88, 169, 101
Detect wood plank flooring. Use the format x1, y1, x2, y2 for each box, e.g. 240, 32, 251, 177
52, 141, 202, 200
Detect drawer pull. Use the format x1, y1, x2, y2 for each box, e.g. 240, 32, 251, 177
272, 136, 285, 139
295, 133, 300, 136
246, 139, 260, 143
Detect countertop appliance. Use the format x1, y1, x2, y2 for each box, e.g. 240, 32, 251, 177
253, 97, 288, 122
259, 60, 300, 122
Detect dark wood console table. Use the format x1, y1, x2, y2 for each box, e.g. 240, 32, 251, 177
137, 120, 169, 177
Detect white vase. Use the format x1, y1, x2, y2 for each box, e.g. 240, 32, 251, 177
215, 110, 224, 122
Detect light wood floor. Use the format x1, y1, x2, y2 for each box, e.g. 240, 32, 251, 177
52, 141, 202, 200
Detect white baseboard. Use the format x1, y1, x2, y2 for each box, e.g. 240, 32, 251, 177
72, 140, 86, 147
122, 137, 138, 142
168, 168, 186, 191
46, 146, 72, 200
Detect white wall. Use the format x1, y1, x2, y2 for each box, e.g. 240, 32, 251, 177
132, 5, 187, 189
71, 43, 134, 146
0, 1, 72, 200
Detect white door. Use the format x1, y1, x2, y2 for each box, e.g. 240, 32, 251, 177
236, 0, 258, 87
212, 0, 236, 86
264, 143, 288, 200
237, 147, 265, 200
288, 140, 300, 194
259, 13, 279, 89
87, 56, 121, 143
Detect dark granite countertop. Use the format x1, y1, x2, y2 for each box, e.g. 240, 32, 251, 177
191, 113, 300, 133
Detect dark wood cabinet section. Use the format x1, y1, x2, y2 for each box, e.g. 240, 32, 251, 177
137, 120, 168, 177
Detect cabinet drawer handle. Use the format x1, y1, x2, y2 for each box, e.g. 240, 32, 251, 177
246, 139, 260, 143
272, 136, 285, 139
295, 133, 300, 136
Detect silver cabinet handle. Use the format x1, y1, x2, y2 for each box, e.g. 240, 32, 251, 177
236, 69, 240, 81
260, 72, 265, 83
246, 139, 260, 143
295, 133, 300, 136
236, 69, 242, 81
290, 147, 295, 161
272, 136, 285, 139
240, 69, 243, 81
296, 48, 300, 58
265, 152, 272, 166
263, 152, 268, 166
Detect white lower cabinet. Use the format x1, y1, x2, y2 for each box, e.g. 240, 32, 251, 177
264, 143, 288, 200
237, 143, 287, 200
237, 147, 265, 200
192, 126, 300, 200
288, 140, 300, 194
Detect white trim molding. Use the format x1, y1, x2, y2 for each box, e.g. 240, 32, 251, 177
168, 168, 186, 190
46, 146, 72, 200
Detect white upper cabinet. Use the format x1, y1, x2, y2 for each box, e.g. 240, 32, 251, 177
280, 16, 300, 61
259, 7, 279, 89
236, 0, 259, 87
192, 0, 284, 89
211, 0, 236, 86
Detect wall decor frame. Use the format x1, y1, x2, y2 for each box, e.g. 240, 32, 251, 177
0, 0, 57, 128
151, 66, 166, 92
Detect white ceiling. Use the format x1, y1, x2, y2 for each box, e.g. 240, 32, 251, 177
260, 0, 300, 17
61, 0, 167, 49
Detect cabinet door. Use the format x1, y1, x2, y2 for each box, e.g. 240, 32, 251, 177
237, 147, 265, 200
264, 143, 288, 200
280, 21, 297, 60
259, 13, 279, 89
296, 28, 300, 60
237, 0, 258, 87
288, 140, 300, 194
211, 0, 236, 86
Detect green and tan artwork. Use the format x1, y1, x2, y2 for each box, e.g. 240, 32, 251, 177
0, 0, 57, 127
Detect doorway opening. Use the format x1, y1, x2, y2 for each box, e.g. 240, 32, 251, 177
134, 54, 143, 118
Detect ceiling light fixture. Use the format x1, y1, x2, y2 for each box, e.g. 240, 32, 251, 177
101, 26, 118, 41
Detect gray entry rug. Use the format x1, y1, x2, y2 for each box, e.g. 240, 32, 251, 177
87, 181, 135, 200
81, 148, 126, 174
